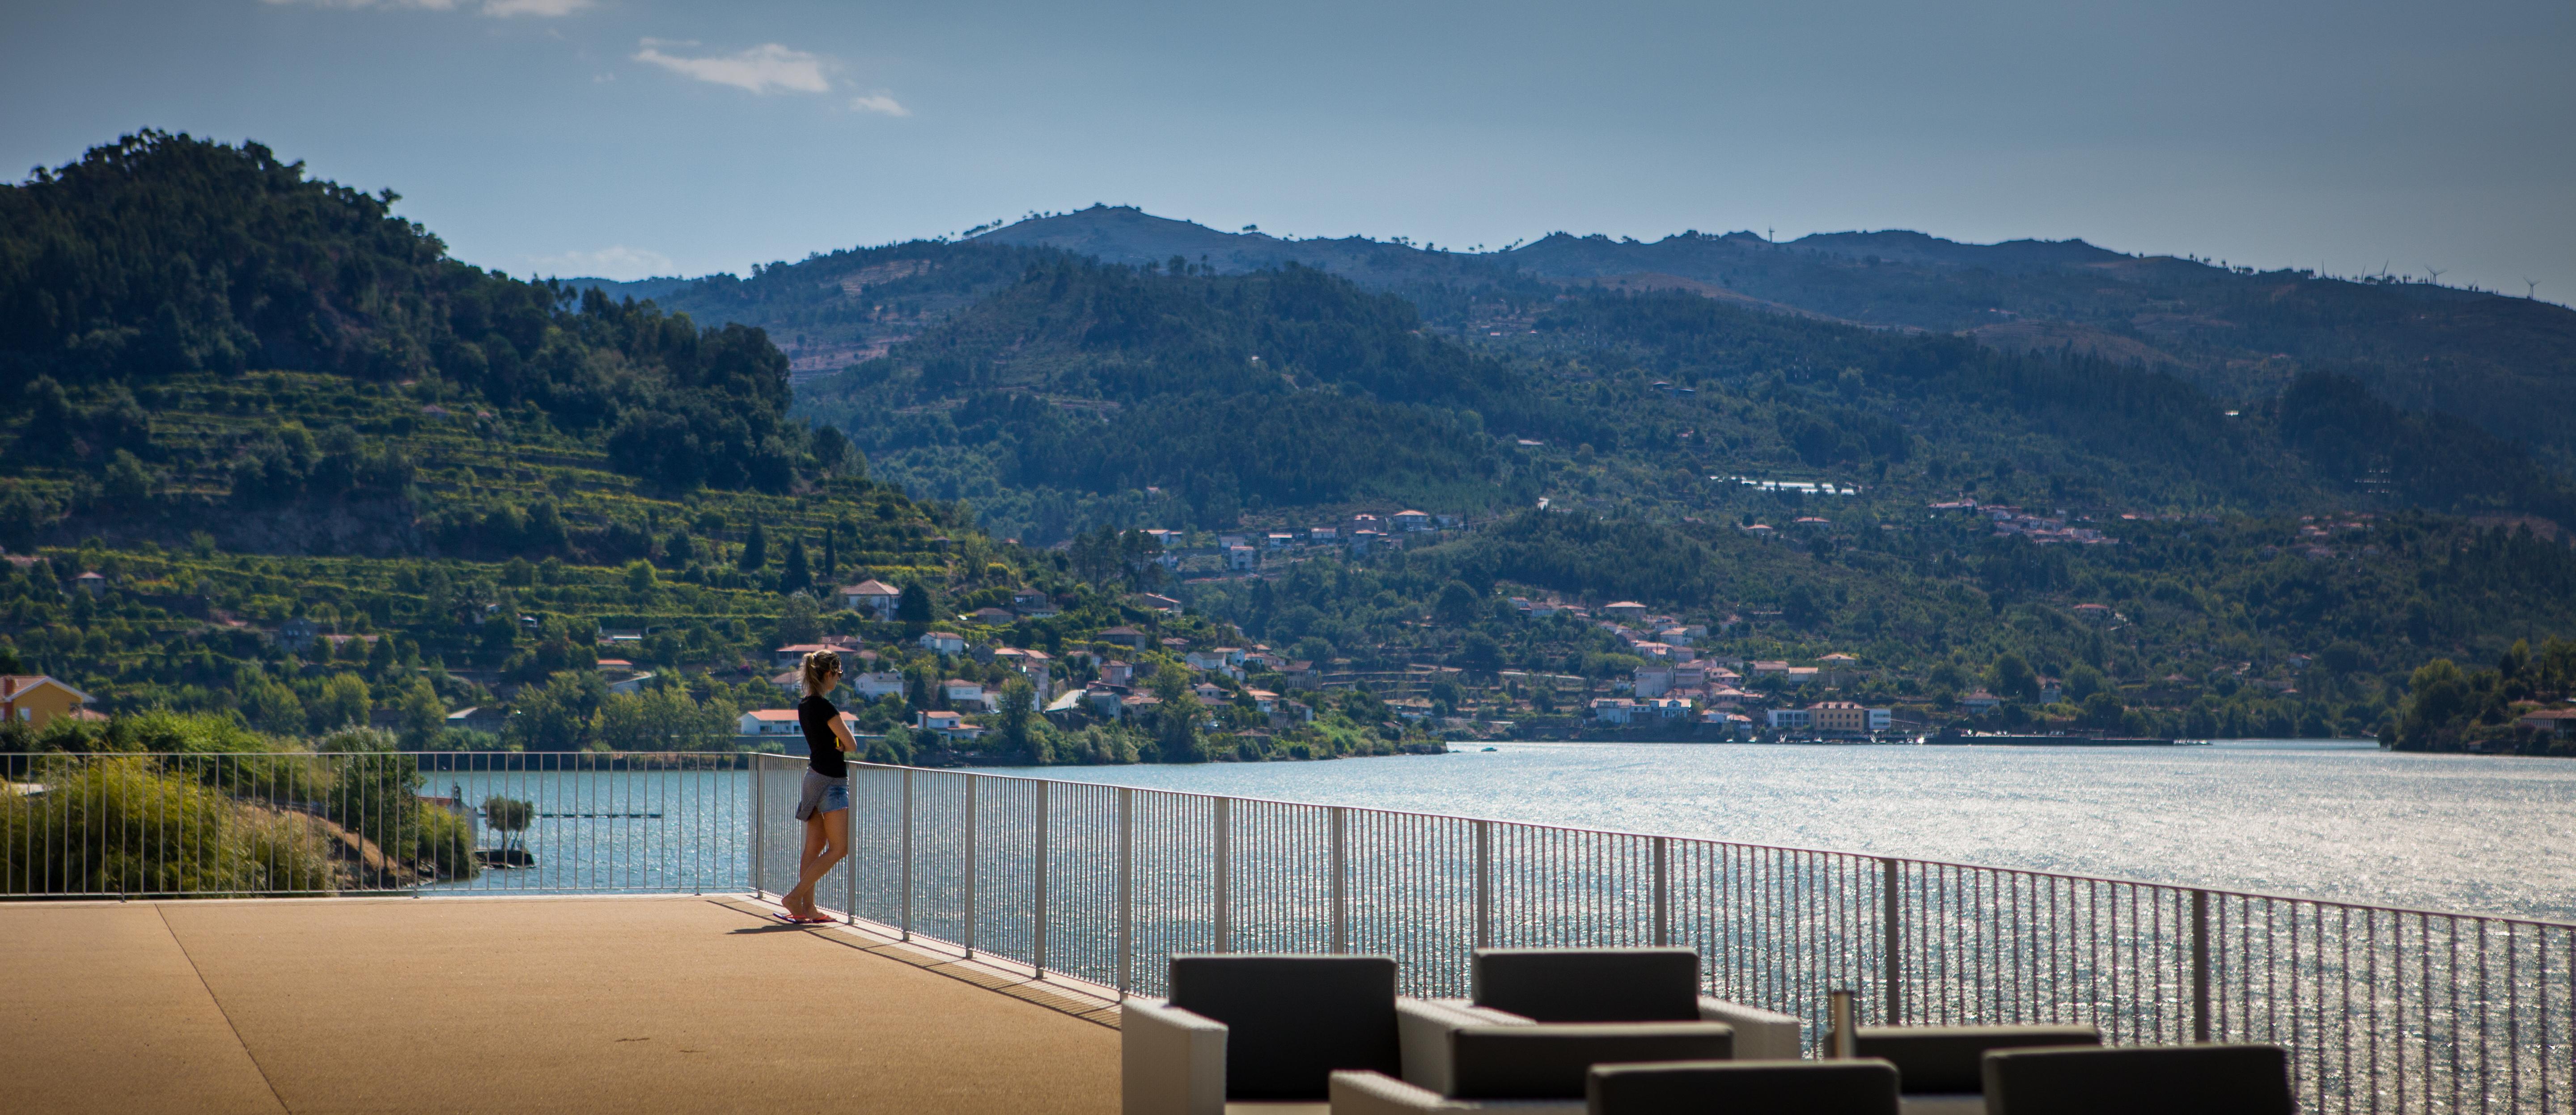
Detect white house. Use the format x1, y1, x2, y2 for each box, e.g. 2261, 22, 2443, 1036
1767, 707, 1811, 730
1634, 666, 1676, 699
838, 579, 902, 619
920, 631, 966, 655
737, 708, 859, 739
1391, 510, 1434, 532
942, 679, 989, 712
1227, 545, 1257, 571
1592, 697, 1642, 725
850, 671, 905, 699
916, 710, 987, 741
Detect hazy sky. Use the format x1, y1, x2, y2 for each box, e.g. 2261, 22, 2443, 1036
5, 0, 2570, 301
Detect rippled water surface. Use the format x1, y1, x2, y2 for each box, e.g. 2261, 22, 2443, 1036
972, 741, 2576, 922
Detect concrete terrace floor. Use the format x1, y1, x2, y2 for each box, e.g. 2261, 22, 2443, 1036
3, 895, 1123, 1115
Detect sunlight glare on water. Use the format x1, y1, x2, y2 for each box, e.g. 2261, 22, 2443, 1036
972, 741, 2576, 923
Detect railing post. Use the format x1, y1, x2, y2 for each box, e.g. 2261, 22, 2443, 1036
1329, 806, 1348, 954
1474, 819, 1493, 949
1652, 837, 1671, 947
1118, 787, 1134, 999
964, 776, 979, 959
900, 767, 914, 942
1033, 780, 1049, 980
844, 768, 858, 925
2191, 889, 2212, 1043
1213, 796, 1231, 953
751, 755, 766, 897
1881, 857, 1903, 1025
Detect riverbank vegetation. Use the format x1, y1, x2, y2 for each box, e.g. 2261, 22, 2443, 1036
0, 716, 475, 894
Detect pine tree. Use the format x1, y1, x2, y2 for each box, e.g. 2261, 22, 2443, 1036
781, 534, 811, 592
741, 522, 768, 571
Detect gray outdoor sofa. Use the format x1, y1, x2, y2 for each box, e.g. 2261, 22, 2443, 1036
1458, 948, 1805, 1060
1120, 949, 1805, 1115
1849, 1023, 2101, 1114
1123, 954, 1411, 1115
1327, 1023, 1738, 1114
1981, 1043, 2296, 1115
1585, 1058, 1904, 1115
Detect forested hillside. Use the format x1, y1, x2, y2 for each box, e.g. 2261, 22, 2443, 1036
782, 252, 2576, 545
0, 134, 1446, 770
979, 207, 2576, 469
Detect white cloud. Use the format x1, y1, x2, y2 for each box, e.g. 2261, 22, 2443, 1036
527, 245, 677, 282
261, 0, 590, 15
633, 42, 830, 95
480, 0, 592, 16
848, 93, 911, 117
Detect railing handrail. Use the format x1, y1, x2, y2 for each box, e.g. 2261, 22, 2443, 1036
801, 755, 2576, 932
11, 747, 2566, 931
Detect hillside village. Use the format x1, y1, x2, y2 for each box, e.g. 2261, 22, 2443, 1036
14, 485, 2576, 762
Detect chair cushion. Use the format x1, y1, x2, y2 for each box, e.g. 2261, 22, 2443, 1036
1168, 954, 1401, 1100
1449, 1022, 1733, 1099
1852, 1024, 2100, 1094
1589, 1058, 1902, 1115
1471, 948, 1701, 1022
1981, 1043, 2294, 1115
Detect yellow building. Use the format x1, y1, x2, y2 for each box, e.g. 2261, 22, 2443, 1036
1809, 701, 1871, 734
1, 675, 94, 729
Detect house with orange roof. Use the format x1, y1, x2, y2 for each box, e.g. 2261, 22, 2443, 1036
1, 675, 96, 729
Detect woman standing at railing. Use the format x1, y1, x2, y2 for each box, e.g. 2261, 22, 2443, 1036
778, 650, 855, 924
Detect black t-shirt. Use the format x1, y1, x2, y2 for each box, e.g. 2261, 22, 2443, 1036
799, 694, 846, 777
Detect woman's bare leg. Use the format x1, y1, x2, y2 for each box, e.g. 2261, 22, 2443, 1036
788, 809, 851, 919
784, 813, 828, 916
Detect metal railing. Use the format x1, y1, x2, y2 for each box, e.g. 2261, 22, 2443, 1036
750, 757, 2573, 1115
5, 749, 2566, 1113
0, 751, 752, 897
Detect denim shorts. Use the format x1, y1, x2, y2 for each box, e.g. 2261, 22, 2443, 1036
796, 771, 850, 820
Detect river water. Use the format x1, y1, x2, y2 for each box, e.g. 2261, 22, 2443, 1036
415, 742, 2576, 924
969, 741, 2576, 923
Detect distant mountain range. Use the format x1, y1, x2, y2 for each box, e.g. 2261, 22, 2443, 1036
580, 204, 2576, 472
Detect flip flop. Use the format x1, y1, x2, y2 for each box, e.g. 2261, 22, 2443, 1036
773, 911, 822, 925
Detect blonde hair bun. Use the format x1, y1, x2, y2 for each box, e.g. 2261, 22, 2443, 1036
800, 649, 842, 697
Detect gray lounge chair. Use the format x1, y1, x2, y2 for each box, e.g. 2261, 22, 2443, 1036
1981, 1043, 2295, 1115
1850, 1023, 2099, 1114
1465, 948, 1804, 1060
1124, 954, 1405, 1115
1586, 1058, 1903, 1115
1329, 1022, 1738, 1114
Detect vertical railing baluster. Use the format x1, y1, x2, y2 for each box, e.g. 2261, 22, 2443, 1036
1475, 819, 1492, 949
1033, 779, 1049, 980
751, 754, 765, 897
1214, 795, 1230, 953
1652, 836, 1670, 948
900, 767, 913, 942
964, 776, 978, 959
843, 765, 858, 923
1329, 806, 1348, 954
1883, 857, 1903, 1025
1118, 786, 1134, 999
2195, 889, 2213, 1043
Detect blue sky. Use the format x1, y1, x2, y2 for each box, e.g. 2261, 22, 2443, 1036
4, 0, 2570, 301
